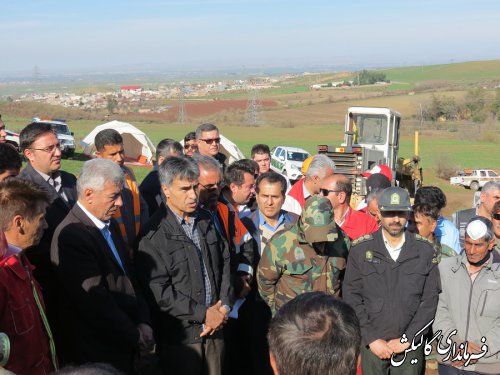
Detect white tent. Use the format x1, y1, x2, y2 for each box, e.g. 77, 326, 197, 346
81, 121, 156, 166
181, 134, 245, 165
218, 134, 245, 164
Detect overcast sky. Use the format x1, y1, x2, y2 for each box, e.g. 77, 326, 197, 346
2, 0, 500, 75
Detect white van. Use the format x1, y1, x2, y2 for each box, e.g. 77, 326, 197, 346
270, 146, 310, 181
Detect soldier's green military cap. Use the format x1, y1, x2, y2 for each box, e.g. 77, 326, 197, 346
300, 195, 338, 243
378, 186, 411, 212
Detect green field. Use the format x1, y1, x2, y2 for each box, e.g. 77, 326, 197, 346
3, 59, 500, 215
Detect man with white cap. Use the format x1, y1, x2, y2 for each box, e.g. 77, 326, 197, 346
434, 216, 500, 374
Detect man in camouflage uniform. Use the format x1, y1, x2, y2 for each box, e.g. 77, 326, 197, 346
257, 195, 350, 316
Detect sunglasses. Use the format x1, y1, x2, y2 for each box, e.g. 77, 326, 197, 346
320, 188, 340, 196
493, 213, 500, 220
200, 138, 221, 145
199, 181, 223, 191
184, 144, 198, 150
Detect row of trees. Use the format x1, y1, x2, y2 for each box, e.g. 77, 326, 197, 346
421, 88, 500, 123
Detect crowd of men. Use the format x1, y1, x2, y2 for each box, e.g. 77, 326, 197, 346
0, 116, 500, 375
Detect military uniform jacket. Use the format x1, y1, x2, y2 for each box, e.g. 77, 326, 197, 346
257, 223, 350, 316
343, 229, 440, 347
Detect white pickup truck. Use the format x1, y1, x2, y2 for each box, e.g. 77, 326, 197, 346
450, 169, 500, 191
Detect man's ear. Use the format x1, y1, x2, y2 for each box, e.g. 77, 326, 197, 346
269, 351, 279, 375
488, 238, 496, 251
161, 185, 170, 200
23, 148, 35, 164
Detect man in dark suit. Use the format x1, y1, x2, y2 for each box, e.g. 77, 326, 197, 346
136, 156, 231, 375
139, 138, 183, 218
18, 122, 77, 326
50, 159, 153, 374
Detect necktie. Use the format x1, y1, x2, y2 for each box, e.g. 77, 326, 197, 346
102, 226, 126, 274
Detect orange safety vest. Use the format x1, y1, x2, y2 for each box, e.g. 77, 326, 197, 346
115, 166, 141, 244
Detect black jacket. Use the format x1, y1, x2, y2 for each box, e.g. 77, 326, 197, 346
50, 204, 150, 374
18, 163, 77, 301
136, 203, 231, 345
343, 229, 440, 347
139, 169, 162, 218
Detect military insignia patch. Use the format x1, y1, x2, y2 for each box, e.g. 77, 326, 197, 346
390, 193, 400, 205
294, 247, 306, 261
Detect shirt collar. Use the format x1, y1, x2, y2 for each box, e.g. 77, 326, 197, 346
303, 181, 311, 199
3, 243, 22, 259
171, 208, 198, 225
382, 231, 406, 252
77, 201, 107, 230
258, 210, 286, 230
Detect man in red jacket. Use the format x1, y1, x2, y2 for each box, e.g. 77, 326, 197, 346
0, 178, 56, 375
321, 174, 378, 241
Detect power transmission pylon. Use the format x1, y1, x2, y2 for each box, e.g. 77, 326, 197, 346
178, 86, 187, 124
245, 83, 260, 126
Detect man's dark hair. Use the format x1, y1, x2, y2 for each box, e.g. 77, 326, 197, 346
413, 203, 439, 222
195, 123, 218, 139
256, 172, 287, 196
158, 156, 199, 187
0, 179, 49, 231
94, 129, 123, 152
55, 362, 124, 374
224, 159, 256, 186
184, 131, 196, 143
335, 176, 353, 199
268, 292, 361, 375
414, 186, 447, 211
0, 143, 22, 174
20, 122, 56, 151
251, 144, 271, 158
156, 138, 183, 161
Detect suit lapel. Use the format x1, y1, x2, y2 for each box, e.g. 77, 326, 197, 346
72, 205, 128, 274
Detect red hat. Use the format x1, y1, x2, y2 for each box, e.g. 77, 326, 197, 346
361, 164, 393, 181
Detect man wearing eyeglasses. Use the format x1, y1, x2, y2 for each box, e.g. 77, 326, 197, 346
320, 174, 378, 241
195, 123, 226, 171
344, 187, 439, 375
18, 122, 78, 344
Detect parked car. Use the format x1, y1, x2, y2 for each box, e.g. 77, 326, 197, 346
270, 146, 310, 181
450, 169, 500, 191
5, 129, 20, 151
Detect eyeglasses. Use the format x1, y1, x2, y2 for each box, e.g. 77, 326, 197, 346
184, 144, 198, 150
30, 143, 61, 153
200, 138, 221, 145
199, 181, 223, 191
320, 188, 341, 196
493, 213, 500, 220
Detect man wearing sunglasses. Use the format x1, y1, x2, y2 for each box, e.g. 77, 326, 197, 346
453, 181, 500, 249
195, 123, 226, 171
320, 174, 378, 241
493, 201, 500, 250
183, 131, 198, 157
344, 187, 439, 375
18, 122, 78, 347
